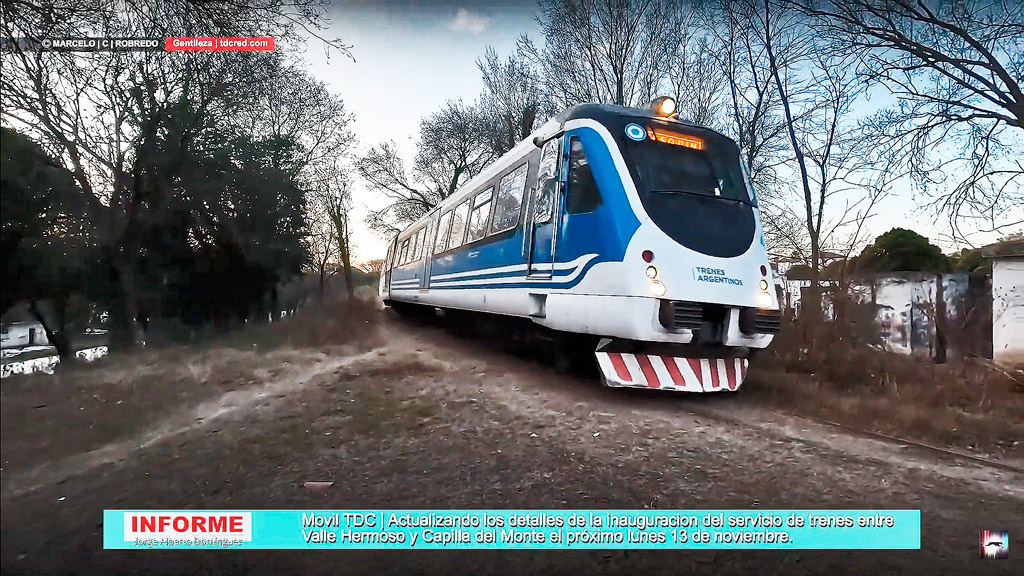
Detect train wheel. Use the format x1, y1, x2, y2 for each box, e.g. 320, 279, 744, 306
389, 301, 421, 318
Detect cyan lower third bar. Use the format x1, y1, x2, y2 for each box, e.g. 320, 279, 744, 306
103, 509, 922, 550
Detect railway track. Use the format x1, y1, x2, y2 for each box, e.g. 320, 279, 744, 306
675, 400, 1023, 475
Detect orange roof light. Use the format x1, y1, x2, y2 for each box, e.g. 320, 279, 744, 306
649, 96, 676, 117
644, 127, 703, 150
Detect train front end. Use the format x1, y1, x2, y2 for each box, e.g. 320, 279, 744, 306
585, 100, 781, 392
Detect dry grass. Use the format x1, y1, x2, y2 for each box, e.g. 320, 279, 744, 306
266, 297, 383, 350
0, 298, 386, 470
750, 314, 1023, 458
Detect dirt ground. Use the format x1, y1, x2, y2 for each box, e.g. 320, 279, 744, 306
1, 303, 1021, 575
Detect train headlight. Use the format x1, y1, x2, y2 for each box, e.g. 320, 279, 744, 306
757, 291, 773, 309
646, 265, 658, 279
759, 279, 769, 291
650, 280, 666, 297
651, 96, 676, 117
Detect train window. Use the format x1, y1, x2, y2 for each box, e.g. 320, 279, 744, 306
447, 201, 470, 249
535, 138, 560, 223
399, 239, 409, 265
434, 211, 452, 253
409, 229, 420, 262
416, 228, 426, 260
466, 187, 493, 243
385, 244, 394, 271
491, 162, 529, 234
566, 137, 601, 213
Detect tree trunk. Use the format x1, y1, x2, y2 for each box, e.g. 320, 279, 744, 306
520, 106, 537, 140
330, 205, 356, 301
763, 0, 821, 324
934, 274, 947, 364
318, 264, 327, 301
107, 255, 145, 349
28, 300, 73, 360
342, 248, 355, 301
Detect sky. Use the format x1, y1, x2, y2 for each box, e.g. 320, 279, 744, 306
299, 1, 541, 263
286, 1, 1019, 263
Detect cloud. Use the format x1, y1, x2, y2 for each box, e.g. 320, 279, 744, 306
449, 8, 489, 35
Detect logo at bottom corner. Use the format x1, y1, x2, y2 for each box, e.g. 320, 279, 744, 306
979, 530, 1009, 559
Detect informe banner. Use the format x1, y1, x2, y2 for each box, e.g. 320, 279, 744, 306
104, 509, 921, 550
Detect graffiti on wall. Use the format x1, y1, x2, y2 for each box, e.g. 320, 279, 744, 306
777, 272, 971, 358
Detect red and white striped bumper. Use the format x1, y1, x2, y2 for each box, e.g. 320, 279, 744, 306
595, 352, 749, 392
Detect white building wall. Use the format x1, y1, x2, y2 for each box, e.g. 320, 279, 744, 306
992, 258, 1024, 368
0, 321, 50, 349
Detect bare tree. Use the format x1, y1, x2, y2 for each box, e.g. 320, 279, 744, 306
305, 205, 340, 300
667, 33, 726, 129
2, 37, 228, 344
662, 6, 728, 129
358, 100, 496, 235
234, 52, 355, 181
311, 159, 356, 299
761, 0, 828, 286
752, 0, 902, 300
358, 142, 432, 237
695, 0, 803, 261
477, 46, 547, 155
787, 0, 1024, 240
328, 188, 356, 301
519, 0, 681, 108
701, 2, 795, 211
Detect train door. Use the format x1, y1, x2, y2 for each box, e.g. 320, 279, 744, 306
528, 136, 563, 276
421, 216, 436, 289
382, 239, 395, 299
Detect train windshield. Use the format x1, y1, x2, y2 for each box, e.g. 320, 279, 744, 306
626, 134, 755, 206
620, 125, 758, 258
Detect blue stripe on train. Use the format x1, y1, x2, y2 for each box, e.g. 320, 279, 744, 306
392, 257, 590, 289
427, 256, 604, 290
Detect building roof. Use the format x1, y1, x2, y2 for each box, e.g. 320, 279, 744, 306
980, 239, 1024, 259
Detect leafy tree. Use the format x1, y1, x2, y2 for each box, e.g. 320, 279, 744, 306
167, 129, 309, 327
950, 247, 989, 279
1, 127, 101, 357
856, 228, 951, 273
1, 127, 61, 277
1, 0, 348, 348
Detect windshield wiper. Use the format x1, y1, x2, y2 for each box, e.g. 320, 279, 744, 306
650, 189, 752, 206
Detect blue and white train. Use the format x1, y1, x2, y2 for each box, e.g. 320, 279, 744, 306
379, 98, 781, 392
